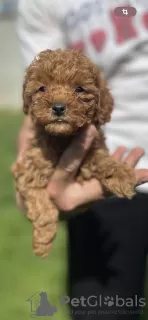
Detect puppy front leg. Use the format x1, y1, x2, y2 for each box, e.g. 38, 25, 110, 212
80, 149, 136, 199
26, 189, 59, 258
96, 150, 136, 198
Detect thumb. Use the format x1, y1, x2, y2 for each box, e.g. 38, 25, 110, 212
49, 125, 97, 186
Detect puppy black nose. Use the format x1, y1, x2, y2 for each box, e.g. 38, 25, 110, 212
52, 103, 66, 116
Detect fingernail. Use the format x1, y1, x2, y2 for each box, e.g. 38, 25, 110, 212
120, 146, 128, 152
135, 147, 145, 153
17, 152, 24, 162
17, 155, 23, 161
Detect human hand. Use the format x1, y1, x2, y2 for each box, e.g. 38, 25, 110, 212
15, 116, 33, 213
47, 125, 148, 213
17, 116, 33, 161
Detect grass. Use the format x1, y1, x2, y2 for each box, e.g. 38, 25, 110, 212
0, 110, 69, 320
0, 109, 147, 319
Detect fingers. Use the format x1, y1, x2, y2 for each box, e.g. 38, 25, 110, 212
135, 169, 148, 185
50, 125, 97, 186
17, 116, 34, 162
17, 144, 29, 162
112, 146, 148, 185
112, 146, 145, 167
112, 146, 127, 160
15, 190, 27, 215
124, 147, 144, 166
17, 133, 33, 162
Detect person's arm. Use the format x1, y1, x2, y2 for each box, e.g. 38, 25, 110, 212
17, 0, 65, 158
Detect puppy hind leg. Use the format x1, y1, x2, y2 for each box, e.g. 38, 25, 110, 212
26, 189, 59, 257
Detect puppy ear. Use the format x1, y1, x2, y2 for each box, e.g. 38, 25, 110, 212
98, 77, 114, 126
22, 50, 53, 115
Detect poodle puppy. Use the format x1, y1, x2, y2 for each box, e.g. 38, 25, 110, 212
11, 49, 136, 258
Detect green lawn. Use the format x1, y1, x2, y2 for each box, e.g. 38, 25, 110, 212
0, 110, 69, 320
0, 109, 148, 319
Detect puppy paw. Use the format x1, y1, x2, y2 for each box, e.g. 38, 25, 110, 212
77, 167, 94, 184
102, 165, 136, 199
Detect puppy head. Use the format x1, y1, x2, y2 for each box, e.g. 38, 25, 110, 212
23, 49, 113, 136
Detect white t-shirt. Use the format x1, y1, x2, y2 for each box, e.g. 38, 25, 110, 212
18, 0, 148, 192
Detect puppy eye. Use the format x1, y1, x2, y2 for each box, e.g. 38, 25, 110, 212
38, 86, 46, 92
75, 86, 85, 93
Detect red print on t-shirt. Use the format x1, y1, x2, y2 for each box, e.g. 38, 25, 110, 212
110, 10, 137, 44
69, 6, 148, 54
69, 41, 85, 50
90, 30, 106, 52
142, 12, 148, 29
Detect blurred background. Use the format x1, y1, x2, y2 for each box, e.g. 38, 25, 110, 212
0, 1, 68, 319
0, 1, 148, 319
0, 0, 22, 107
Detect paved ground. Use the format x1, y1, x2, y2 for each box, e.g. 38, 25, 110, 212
0, 19, 23, 108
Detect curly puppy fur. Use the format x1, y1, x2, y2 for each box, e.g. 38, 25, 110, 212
11, 49, 136, 258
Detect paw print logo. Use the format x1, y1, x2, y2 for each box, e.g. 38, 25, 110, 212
104, 296, 114, 307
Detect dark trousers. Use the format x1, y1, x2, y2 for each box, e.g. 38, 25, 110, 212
67, 194, 148, 319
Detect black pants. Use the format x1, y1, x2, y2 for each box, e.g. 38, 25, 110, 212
67, 194, 148, 319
